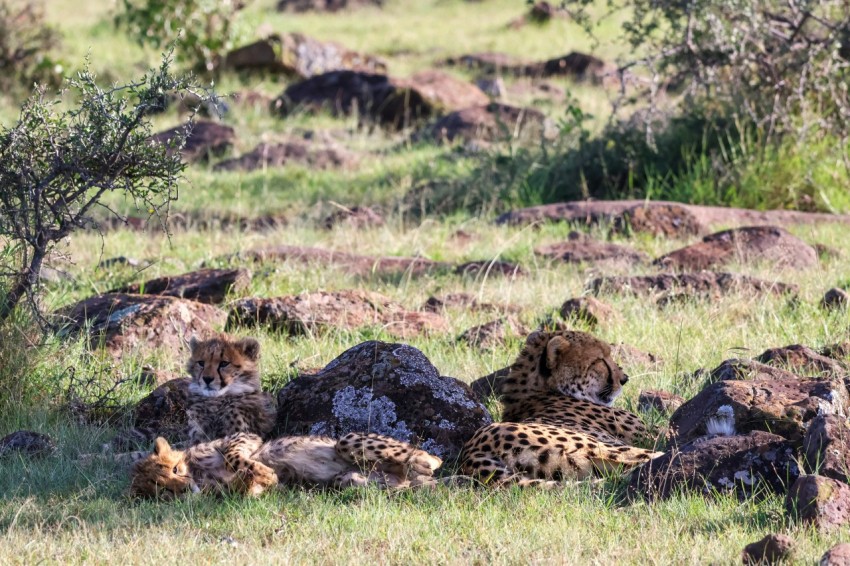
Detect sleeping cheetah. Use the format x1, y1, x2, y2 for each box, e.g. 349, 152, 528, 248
130, 432, 443, 499
461, 330, 661, 486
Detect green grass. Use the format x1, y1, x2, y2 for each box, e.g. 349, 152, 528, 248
3, 0, 850, 563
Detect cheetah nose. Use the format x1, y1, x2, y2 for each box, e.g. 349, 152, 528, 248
203, 376, 214, 386
621, 374, 629, 385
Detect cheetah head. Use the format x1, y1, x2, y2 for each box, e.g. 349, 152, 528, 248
130, 438, 198, 499
187, 334, 261, 397
513, 330, 629, 406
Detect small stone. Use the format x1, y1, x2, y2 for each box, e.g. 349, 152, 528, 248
0, 431, 56, 458
821, 543, 850, 566
786, 474, 850, 530
559, 296, 614, 328
822, 288, 850, 311
457, 316, 529, 350
741, 534, 794, 565
638, 390, 684, 414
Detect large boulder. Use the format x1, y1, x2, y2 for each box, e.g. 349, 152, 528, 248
419, 102, 555, 143
275, 341, 492, 459
110, 268, 251, 305
227, 290, 447, 339
786, 474, 850, 530
654, 226, 817, 271
108, 378, 191, 450
804, 414, 850, 482
611, 203, 706, 238
150, 121, 235, 163
588, 272, 798, 299
225, 33, 386, 78
536, 239, 647, 267
55, 294, 226, 362
668, 371, 849, 445
629, 431, 799, 500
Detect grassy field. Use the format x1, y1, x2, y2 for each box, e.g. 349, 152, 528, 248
2, 0, 850, 564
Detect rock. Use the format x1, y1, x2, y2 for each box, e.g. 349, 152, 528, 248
0, 431, 56, 458
469, 366, 510, 400
755, 344, 847, 378
225, 33, 386, 78
823, 342, 850, 362
39, 266, 73, 284
275, 341, 492, 459
611, 203, 706, 238
559, 296, 614, 328
638, 390, 685, 414
533, 51, 613, 84
421, 293, 519, 314
823, 288, 850, 311
786, 475, 850, 530
495, 200, 850, 229
323, 206, 384, 229
237, 245, 449, 277
629, 431, 799, 500
150, 121, 235, 163
611, 343, 662, 368
110, 268, 252, 305
274, 70, 487, 129
535, 239, 648, 267
588, 272, 798, 299
821, 543, 850, 566
226, 290, 447, 339
668, 371, 849, 444
97, 256, 142, 269
741, 534, 795, 565
55, 294, 227, 362
654, 226, 818, 271
454, 260, 525, 278
214, 139, 359, 172
276, 0, 382, 12
475, 77, 506, 98
708, 358, 810, 382
110, 378, 191, 450
443, 52, 528, 75
804, 414, 850, 482
457, 316, 529, 349
419, 102, 555, 143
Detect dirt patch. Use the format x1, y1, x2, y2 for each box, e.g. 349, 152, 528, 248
655, 226, 817, 271
226, 290, 447, 339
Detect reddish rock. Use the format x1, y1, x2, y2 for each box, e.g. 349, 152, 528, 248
454, 260, 525, 278
226, 290, 447, 339
559, 296, 614, 328
276, 340, 492, 459
786, 475, 850, 530
536, 240, 647, 266
110, 268, 251, 305
214, 139, 359, 172
240, 245, 448, 277
755, 344, 847, 378
421, 293, 519, 314
420, 102, 554, 143
393, 70, 489, 113
494, 200, 850, 229
823, 288, 850, 311
225, 33, 386, 78
610, 343, 662, 368
150, 121, 235, 163
323, 206, 384, 229
630, 431, 799, 500
821, 543, 850, 565
611, 203, 706, 238
668, 372, 849, 444
588, 272, 798, 299
655, 226, 817, 271
741, 534, 795, 565
708, 358, 809, 382
638, 389, 685, 414
822, 342, 850, 362
804, 414, 850, 483
0, 431, 56, 459
457, 316, 529, 349
55, 294, 227, 362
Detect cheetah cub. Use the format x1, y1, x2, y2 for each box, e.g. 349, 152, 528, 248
130, 432, 443, 499
184, 334, 276, 444
462, 330, 662, 486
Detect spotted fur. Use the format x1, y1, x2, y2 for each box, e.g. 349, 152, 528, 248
129, 432, 443, 498
462, 330, 661, 486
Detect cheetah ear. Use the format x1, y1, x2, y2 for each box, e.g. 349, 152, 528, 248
546, 335, 572, 372
153, 437, 171, 456
237, 337, 261, 361
187, 335, 200, 352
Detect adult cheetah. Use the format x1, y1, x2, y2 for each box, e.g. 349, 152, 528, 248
461, 330, 661, 486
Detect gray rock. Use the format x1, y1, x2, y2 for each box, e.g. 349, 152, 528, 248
276, 341, 492, 459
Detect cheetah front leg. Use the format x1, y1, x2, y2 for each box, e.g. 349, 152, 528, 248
334, 433, 443, 487
220, 433, 278, 496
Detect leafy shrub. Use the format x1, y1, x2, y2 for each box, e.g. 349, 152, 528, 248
0, 1, 63, 90
0, 54, 206, 322
115, 0, 249, 73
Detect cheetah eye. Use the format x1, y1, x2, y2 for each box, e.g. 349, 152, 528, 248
173, 466, 179, 474
219, 361, 230, 369
196, 360, 205, 368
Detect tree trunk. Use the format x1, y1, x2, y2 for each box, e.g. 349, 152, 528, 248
0, 246, 46, 322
